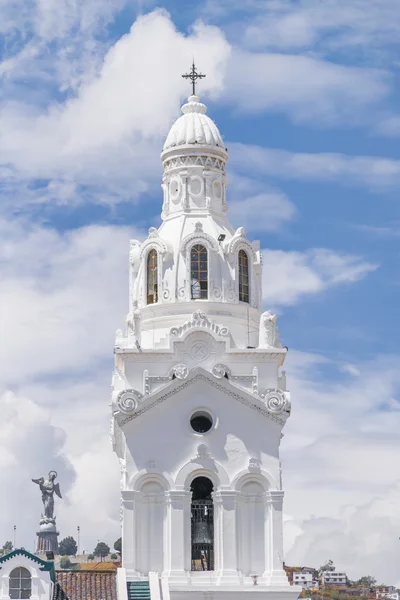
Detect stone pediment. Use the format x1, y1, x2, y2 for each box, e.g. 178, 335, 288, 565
113, 366, 288, 428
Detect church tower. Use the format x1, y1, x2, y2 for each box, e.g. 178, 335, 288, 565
111, 67, 299, 600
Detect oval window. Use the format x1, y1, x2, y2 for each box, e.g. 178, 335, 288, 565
190, 177, 202, 196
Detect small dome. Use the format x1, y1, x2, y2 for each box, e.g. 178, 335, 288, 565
163, 95, 224, 151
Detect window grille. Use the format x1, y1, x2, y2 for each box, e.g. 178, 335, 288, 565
9, 567, 31, 599
147, 249, 158, 304
238, 249, 249, 303
190, 245, 208, 299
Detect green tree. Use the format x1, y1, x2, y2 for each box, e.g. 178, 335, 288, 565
357, 577, 377, 587
94, 542, 110, 560
59, 536, 78, 556
110, 553, 118, 560
59, 556, 72, 569
87, 554, 94, 560
113, 538, 121, 554
2, 541, 13, 554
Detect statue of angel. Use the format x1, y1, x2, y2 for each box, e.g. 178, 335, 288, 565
32, 471, 62, 520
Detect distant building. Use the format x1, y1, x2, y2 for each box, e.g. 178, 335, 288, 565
376, 588, 399, 600
321, 570, 347, 586
293, 572, 318, 590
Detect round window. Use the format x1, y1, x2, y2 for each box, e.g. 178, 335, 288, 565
190, 410, 213, 433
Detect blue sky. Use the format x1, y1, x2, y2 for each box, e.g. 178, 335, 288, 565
1, 0, 399, 585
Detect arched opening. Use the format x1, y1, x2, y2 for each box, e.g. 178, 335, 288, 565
238, 249, 249, 303
147, 249, 158, 304
9, 567, 31, 599
190, 476, 214, 571
191, 244, 208, 299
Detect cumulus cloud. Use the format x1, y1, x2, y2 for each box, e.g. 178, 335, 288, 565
0, 390, 75, 551
262, 248, 378, 306
0, 219, 136, 385
0, 10, 231, 212
229, 142, 400, 190
281, 353, 400, 584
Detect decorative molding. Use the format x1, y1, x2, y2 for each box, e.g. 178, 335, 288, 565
172, 364, 189, 379
248, 457, 261, 471
116, 389, 143, 414
212, 363, 231, 379
119, 372, 286, 427
139, 236, 169, 262
227, 228, 257, 262
196, 444, 211, 459
163, 155, 226, 173
144, 364, 188, 395
170, 310, 229, 338
258, 389, 290, 415
180, 231, 219, 253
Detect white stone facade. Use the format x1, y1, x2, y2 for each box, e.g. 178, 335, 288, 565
111, 93, 299, 600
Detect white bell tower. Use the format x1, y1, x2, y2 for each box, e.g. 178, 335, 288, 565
111, 66, 299, 600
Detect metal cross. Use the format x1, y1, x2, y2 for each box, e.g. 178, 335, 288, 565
182, 61, 206, 96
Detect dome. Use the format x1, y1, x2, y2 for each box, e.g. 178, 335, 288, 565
163, 95, 224, 151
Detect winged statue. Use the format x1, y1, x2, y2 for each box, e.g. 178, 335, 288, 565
32, 471, 62, 520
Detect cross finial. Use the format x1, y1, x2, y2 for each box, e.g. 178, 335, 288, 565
182, 61, 206, 96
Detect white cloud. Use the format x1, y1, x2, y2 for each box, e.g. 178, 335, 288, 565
229, 182, 296, 232
281, 352, 400, 584
0, 390, 76, 550
229, 142, 400, 189
240, 0, 400, 60
262, 248, 378, 306
224, 49, 388, 124
0, 219, 136, 385
0, 11, 231, 211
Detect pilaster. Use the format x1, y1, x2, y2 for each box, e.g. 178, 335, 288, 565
121, 490, 137, 572
166, 490, 191, 582
263, 491, 289, 585
213, 490, 241, 584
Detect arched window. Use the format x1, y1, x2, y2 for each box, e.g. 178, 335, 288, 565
238, 250, 249, 303
9, 567, 31, 599
147, 249, 158, 304
191, 245, 208, 299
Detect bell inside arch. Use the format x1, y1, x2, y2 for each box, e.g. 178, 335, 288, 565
191, 476, 214, 571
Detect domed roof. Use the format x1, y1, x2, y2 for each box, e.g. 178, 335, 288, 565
163, 95, 224, 151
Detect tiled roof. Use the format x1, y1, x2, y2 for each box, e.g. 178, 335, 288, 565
79, 561, 119, 571
55, 570, 117, 600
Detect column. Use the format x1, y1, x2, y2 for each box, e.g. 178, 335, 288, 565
264, 491, 289, 585
167, 490, 191, 583
214, 491, 240, 584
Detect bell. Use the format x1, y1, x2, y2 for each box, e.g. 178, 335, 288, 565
192, 521, 213, 545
